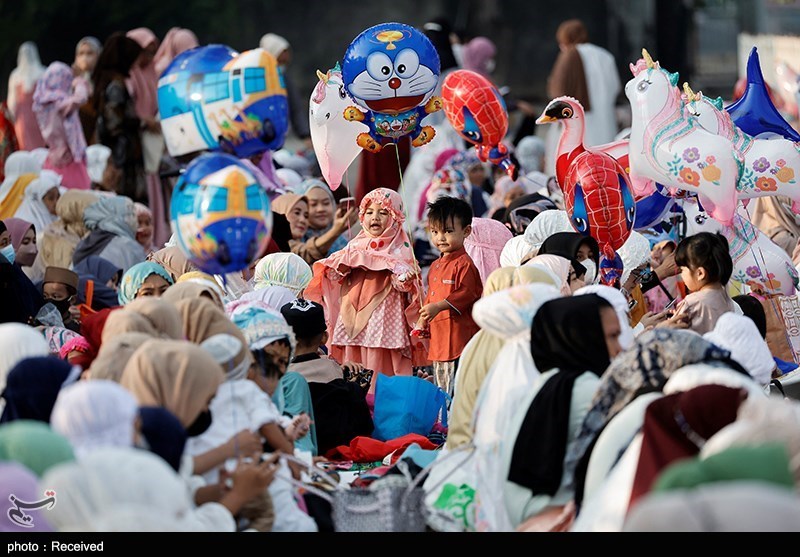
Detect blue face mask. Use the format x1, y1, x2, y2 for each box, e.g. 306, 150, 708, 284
0, 244, 15, 264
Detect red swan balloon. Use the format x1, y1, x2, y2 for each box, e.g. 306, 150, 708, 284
441, 70, 518, 180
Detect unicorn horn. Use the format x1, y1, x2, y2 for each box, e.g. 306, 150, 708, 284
642, 49, 655, 69
683, 82, 698, 102
316, 70, 330, 84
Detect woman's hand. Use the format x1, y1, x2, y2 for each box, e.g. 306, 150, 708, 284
639, 310, 668, 330
332, 207, 358, 235
654, 252, 678, 280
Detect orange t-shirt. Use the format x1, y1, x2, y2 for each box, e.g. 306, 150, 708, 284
424, 248, 483, 362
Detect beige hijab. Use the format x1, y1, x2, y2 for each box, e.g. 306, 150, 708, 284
162, 280, 224, 311
749, 196, 800, 255
38, 190, 99, 268
146, 246, 197, 282
87, 332, 153, 382
119, 339, 224, 427
173, 297, 253, 374
100, 298, 183, 344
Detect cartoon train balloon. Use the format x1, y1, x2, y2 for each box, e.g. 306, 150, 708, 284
442, 69, 518, 180
341, 22, 442, 153
170, 153, 273, 275
158, 44, 289, 158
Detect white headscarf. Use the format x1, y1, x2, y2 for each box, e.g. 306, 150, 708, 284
523, 209, 573, 250
7, 42, 45, 115
618, 231, 651, 286
85, 145, 111, 185
13, 170, 61, 239
703, 313, 776, 387
200, 334, 250, 381
515, 136, 546, 174
499, 235, 534, 267
49, 380, 138, 458
574, 284, 635, 351
41, 447, 235, 532
0, 151, 41, 204
0, 323, 49, 402
470, 283, 562, 531
253, 252, 312, 295
235, 285, 297, 313
259, 33, 290, 60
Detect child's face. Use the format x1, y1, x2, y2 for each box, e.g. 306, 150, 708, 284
362, 202, 392, 238
429, 217, 471, 254
286, 200, 309, 239
42, 187, 60, 216
136, 213, 153, 248
680, 264, 705, 292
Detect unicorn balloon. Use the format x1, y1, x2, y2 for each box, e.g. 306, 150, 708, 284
682, 82, 800, 212
682, 198, 798, 297
309, 64, 366, 191
626, 49, 740, 225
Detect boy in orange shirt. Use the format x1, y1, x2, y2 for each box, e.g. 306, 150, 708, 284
418, 196, 483, 398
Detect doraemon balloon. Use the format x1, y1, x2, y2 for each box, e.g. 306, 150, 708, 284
158, 44, 289, 158
341, 22, 442, 153
170, 153, 273, 275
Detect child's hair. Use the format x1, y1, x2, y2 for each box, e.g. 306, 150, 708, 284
732, 294, 767, 339
426, 196, 473, 229
674, 232, 733, 285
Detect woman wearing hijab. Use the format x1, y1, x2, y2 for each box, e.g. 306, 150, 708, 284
32, 62, 91, 190
72, 37, 102, 144
504, 193, 558, 237
117, 260, 173, 305
50, 379, 138, 458
9, 170, 61, 242
3, 217, 38, 280
74, 255, 122, 292
146, 245, 196, 282
463, 217, 514, 284
538, 232, 600, 276
252, 252, 312, 296
446, 269, 562, 451
72, 194, 145, 273
162, 278, 225, 311
272, 193, 330, 265
127, 28, 170, 248
235, 284, 297, 313
499, 294, 621, 531
0, 356, 78, 424
91, 33, 145, 203
0, 420, 75, 477
35, 190, 97, 273
154, 27, 199, 76
525, 253, 583, 295
84, 332, 150, 382
7, 42, 46, 151
295, 178, 357, 258
0, 222, 44, 324
0, 323, 49, 415
0, 151, 40, 211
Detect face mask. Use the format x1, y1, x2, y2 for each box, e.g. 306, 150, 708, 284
17, 244, 37, 266
0, 244, 15, 264
186, 409, 213, 437
44, 297, 72, 318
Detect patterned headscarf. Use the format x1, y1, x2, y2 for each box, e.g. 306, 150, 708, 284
32, 62, 87, 162
118, 261, 174, 305
563, 328, 749, 500
230, 302, 296, 359
253, 252, 312, 295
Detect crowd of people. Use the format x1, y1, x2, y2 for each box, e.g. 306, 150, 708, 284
1, 17, 800, 534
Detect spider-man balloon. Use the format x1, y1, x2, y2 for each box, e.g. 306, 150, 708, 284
441, 70, 518, 180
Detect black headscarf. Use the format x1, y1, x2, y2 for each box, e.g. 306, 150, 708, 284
91, 32, 143, 111
504, 193, 557, 235
270, 212, 293, 253
508, 294, 612, 496
538, 231, 600, 272
423, 18, 458, 72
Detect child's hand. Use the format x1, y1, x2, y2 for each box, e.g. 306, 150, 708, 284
420, 301, 444, 322
285, 413, 312, 441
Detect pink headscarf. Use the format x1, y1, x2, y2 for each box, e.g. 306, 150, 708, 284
32, 62, 88, 162
3, 217, 34, 250
153, 27, 199, 76
464, 217, 513, 284
462, 37, 497, 77
126, 28, 159, 120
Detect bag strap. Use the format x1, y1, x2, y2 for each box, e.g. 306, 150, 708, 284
400, 443, 475, 512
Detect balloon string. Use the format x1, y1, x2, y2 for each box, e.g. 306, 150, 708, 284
390, 140, 425, 297
740, 202, 797, 361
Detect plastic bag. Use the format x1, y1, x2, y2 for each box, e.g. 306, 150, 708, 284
372, 375, 448, 442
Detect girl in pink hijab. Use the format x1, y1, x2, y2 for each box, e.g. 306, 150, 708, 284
304, 188, 424, 390
32, 62, 91, 190
461, 37, 497, 78
153, 28, 199, 76
126, 28, 170, 249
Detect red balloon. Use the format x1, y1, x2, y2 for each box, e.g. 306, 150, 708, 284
441, 70, 517, 179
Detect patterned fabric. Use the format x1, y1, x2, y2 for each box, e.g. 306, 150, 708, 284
44, 326, 81, 355
230, 302, 296, 357
563, 328, 743, 494
118, 261, 174, 305
253, 252, 312, 295
32, 62, 87, 162
618, 231, 651, 286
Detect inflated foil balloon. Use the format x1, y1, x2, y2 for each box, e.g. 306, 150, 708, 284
442, 69, 517, 180
158, 44, 289, 158
341, 22, 442, 153
170, 153, 272, 275
309, 63, 364, 190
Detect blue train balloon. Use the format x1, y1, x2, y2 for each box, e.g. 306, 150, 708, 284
340, 22, 442, 152
170, 153, 272, 275
158, 44, 289, 158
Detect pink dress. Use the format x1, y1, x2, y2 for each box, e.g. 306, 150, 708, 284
12, 84, 45, 151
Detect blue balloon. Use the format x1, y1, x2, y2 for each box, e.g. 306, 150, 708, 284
726, 47, 800, 142
634, 184, 674, 229
170, 153, 272, 275
340, 22, 442, 152
158, 44, 290, 158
